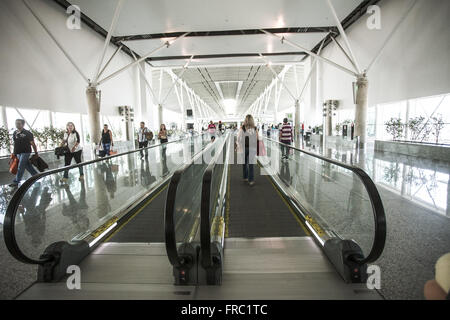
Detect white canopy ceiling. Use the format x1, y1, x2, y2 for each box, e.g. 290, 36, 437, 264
67, 0, 366, 117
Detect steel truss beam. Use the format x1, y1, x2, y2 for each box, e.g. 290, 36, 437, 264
146, 52, 307, 62
308, 0, 381, 57
114, 27, 337, 42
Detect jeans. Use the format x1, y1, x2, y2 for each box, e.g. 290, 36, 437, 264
102, 143, 111, 156
63, 150, 84, 178
14, 153, 38, 184
280, 140, 291, 158
243, 149, 254, 182
139, 141, 148, 157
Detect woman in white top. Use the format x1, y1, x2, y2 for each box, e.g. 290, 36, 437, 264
236, 114, 259, 186
60, 122, 84, 183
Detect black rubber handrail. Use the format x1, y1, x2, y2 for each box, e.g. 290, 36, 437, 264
164, 138, 217, 268
200, 135, 229, 270
264, 137, 386, 265
3, 134, 202, 265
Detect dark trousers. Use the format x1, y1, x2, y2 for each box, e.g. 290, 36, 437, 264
139, 141, 148, 157
280, 140, 291, 158
63, 150, 83, 178
243, 149, 254, 182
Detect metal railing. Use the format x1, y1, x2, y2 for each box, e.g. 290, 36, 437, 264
3, 135, 203, 266
264, 137, 386, 264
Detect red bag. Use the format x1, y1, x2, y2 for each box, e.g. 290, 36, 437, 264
257, 139, 267, 156
9, 155, 19, 175
109, 150, 118, 156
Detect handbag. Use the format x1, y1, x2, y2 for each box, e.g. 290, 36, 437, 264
54, 146, 69, 159
257, 139, 266, 156
55, 136, 70, 159
145, 131, 153, 141
9, 155, 19, 175
109, 150, 118, 156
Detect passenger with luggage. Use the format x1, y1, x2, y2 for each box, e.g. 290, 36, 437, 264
99, 124, 113, 157
158, 124, 168, 144
137, 121, 151, 159
208, 121, 216, 139
9, 119, 39, 188
60, 122, 84, 183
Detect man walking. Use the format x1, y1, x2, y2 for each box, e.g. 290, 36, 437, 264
9, 119, 39, 187
279, 118, 293, 160
137, 121, 150, 159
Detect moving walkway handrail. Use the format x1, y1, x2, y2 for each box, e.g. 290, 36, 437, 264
3, 135, 201, 265
262, 137, 386, 265
165, 138, 217, 268
200, 134, 230, 270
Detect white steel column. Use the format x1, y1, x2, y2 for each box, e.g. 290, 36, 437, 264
0, 106, 8, 129
158, 104, 163, 126
79, 113, 85, 146
354, 75, 369, 146
138, 61, 150, 124
86, 87, 101, 146
294, 99, 301, 147
48, 110, 54, 128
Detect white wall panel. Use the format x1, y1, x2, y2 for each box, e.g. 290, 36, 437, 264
0, 0, 139, 116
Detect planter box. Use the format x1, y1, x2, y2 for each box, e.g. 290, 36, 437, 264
375, 140, 450, 162
325, 135, 355, 148
311, 134, 323, 145
0, 141, 136, 173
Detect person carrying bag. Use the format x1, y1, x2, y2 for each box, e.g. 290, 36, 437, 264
9, 154, 19, 175
60, 122, 84, 183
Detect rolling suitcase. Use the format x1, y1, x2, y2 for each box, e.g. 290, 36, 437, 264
30, 154, 49, 172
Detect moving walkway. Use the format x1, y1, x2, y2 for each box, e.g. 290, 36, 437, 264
3, 131, 386, 299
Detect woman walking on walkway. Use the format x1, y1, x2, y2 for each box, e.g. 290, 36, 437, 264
236, 114, 259, 186
60, 122, 84, 183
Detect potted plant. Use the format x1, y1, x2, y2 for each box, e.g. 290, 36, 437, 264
385, 117, 404, 140
407, 116, 433, 142
0, 126, 12, 154
430, 114, 444, 144
31, 127, 65, 150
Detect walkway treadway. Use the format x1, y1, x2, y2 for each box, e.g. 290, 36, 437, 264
226, 158, 309, 238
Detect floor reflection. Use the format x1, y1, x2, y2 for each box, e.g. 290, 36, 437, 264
298, 139, 450, 217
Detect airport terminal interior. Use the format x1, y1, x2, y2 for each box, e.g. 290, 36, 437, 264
0, 0, 449, 301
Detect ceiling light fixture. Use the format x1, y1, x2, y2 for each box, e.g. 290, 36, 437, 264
222, 99, 237, 114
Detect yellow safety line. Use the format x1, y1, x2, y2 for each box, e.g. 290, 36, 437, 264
262, 166, 311, 236
104, 184, 169, 242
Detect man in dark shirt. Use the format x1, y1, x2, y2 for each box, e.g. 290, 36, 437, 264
10, 119, 39, 187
